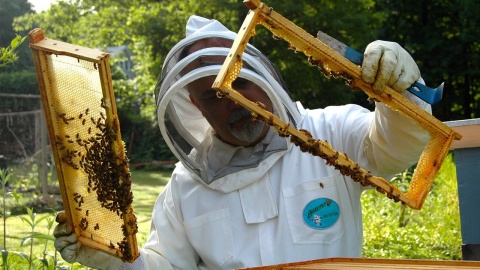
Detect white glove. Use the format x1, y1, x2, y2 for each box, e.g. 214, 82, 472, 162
361, 40, 420, 94
53, 211, 124, 270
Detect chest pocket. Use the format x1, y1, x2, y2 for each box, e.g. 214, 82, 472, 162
282, 175, 345, 244
184, 208, 233, 268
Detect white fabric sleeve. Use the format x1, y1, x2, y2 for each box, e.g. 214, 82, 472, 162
362, 85, 431, 180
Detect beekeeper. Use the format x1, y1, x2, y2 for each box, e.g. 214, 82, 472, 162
53, 15, 431, 270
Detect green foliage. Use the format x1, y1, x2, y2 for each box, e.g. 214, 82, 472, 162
18, 208, 57, 270
0, 70, 38, 95
0, 0, 33, 72
1, 169, 61, 270
0, 168, 170, 269
1, 250, 29, 270
0, 169, 12, 251
362, 153, 461, 259
373, 0, 480, 121
0, 35, 26, 68
249, 0, 380, 110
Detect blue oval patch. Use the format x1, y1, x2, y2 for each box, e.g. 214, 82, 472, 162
303, 198, 340, 230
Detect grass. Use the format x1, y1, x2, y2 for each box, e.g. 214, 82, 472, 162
129, 169, 171, 245
0, 169, 171, 269
362, 152, 462, 259
0, 154, 462, 268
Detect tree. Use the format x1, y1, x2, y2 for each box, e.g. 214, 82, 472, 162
11, 0, 382, 162
0, 35, 26, 67
0, 0, 34, 71
374, 0, 480, 121
13, 0, 177, 162
0, 0, 38, 102
245, 0, 380, 110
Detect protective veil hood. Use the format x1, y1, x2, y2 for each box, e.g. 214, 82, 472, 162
155, 15, 301, 189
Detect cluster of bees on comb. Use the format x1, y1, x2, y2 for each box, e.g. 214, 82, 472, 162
54, 98, 137, 261
244, 30, 403, 202
255, 106, 404, 202
220, 48, 403, 203
225, 48, 402, 200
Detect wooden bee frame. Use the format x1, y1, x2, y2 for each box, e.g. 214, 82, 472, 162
236, 257, 480, 269
212, 0, 462, 209
28, 29, 139, 262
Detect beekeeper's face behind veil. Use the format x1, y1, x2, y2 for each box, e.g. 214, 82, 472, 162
156, 15, 301, 186
184, 38, 273, 147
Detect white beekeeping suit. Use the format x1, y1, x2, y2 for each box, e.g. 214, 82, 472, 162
141, 15, 431, 269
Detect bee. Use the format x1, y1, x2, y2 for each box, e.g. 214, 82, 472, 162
78, 113, 83, 119
112, 119, 119, 131
109, 241, 115, 249
82, 118, 86, 125
86, 210, 89, 216
319, 182, 324, 189
74, 193, 82, 202
85, 108, 90, 115
93, 63, 98, 70
80, 218, 88, 230
264, 115, 274, 126
94, 223, 100, 230
255, 101, 266, 109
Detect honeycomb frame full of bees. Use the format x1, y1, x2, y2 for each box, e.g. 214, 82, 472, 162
28, 28, 139, 262
212, 0, 462, 210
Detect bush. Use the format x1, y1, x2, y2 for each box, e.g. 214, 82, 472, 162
362, 153, 461, 260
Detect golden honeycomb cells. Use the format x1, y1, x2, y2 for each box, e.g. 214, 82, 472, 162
29, 28, 139, 262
